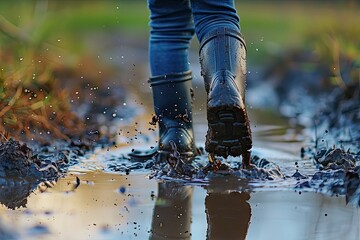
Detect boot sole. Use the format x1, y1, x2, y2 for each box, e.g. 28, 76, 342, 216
206, 106, 252, 159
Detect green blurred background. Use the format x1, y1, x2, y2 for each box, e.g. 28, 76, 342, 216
1, 0, 359, 63
1, 0, 359, 139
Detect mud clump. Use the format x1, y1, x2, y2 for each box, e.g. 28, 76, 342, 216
298, 148, 360, 206
0, 139, 70, 209
0, 139, 59, 180
315, 148, 357, 170
301, 83, 360, 205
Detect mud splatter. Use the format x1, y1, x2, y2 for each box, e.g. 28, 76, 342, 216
296, 148, 360, 206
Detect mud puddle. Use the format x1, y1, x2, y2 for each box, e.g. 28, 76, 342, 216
1, 169, 359, 239
1, 117, 359, 239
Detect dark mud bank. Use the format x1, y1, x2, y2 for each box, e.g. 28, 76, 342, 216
0, 139, 98, 209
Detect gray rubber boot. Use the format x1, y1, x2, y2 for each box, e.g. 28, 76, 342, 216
149, 70, 196, 162
200, 27, 252, 167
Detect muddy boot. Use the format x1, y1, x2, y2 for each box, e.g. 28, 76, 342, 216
149, 70, 196, 162
200, 27, 252, 168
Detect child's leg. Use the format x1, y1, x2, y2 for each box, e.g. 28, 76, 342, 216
148, 0, 197, 162
191, 0, 252, 167
148, 0, 194, 76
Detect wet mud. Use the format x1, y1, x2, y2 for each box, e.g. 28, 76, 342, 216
0, 139, 63, 181
0, 138, 100, 209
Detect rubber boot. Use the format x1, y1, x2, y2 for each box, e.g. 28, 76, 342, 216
149, 70, 196, 162
200, 27, 252, 167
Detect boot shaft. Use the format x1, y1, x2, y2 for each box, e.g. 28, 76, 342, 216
148, 71, 194, 135
200, 27, 247, 100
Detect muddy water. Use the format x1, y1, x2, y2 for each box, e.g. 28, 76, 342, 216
1, 111, 359, 239
1, 170, 359, 239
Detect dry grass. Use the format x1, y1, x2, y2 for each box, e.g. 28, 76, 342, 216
0, 16, 85, 142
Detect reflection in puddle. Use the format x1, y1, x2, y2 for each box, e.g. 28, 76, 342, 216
0, 111, 358, 239
150, 182, 192, 239
205, 190, 251, 239
1, 171, 359, 239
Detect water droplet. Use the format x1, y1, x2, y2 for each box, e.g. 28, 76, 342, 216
112, 113, 117, 118
57, 39, 61, 42
256, 48, 259, 51
123, 103, 127, 106
20, 57, 23, 61
119, 186, 126, 194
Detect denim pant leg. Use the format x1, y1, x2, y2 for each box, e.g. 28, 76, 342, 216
190, 0, 240, 43
148, 0, 195, 76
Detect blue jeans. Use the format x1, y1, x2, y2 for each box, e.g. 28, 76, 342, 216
148, 0, 240, 76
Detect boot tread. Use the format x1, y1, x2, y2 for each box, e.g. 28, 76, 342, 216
206, 108, 252, 158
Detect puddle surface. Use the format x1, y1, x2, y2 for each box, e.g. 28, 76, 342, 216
1, 170, 359, 240
1, 108, 359, 240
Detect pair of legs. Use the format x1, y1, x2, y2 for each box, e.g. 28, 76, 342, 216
149, 0, 240, 76
148, 0, 252, 167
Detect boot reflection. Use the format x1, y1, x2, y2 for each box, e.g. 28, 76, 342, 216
206, 191, 251, 240
150, 182, 192, 240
